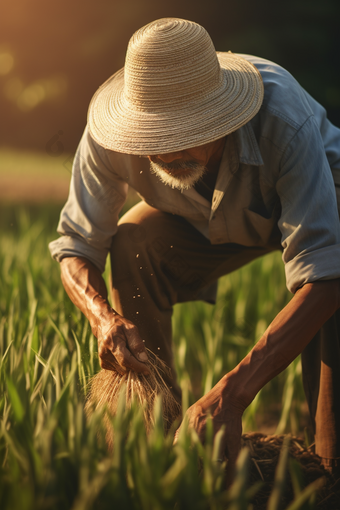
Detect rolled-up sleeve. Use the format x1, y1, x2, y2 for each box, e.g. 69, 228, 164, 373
277, 116, 340, 293
49, 127, 128, 273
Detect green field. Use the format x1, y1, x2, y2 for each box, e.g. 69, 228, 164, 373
0, 204, 321, 509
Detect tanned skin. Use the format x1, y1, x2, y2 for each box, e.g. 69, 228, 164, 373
60, 256, 150, 375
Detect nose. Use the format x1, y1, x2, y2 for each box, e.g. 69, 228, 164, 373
152, 151, 184, 163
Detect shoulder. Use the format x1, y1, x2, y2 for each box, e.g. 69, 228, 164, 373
237, 54, 315, 128
233, 54, 333, 156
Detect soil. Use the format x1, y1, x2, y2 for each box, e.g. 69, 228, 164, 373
242, 432, 340, 509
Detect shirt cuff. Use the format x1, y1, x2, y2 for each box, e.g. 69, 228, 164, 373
49, 236, 108, 274
285, 245, 340, 293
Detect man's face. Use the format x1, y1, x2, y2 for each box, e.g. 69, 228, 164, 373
147, 137, 225, 191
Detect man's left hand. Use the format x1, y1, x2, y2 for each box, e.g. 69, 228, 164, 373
173, 380, 243, 483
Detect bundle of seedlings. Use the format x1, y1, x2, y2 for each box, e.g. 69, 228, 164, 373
85, 350, 181, 449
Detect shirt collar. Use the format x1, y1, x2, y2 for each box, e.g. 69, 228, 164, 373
178, 121, 263, 206
234, 121, 264, 166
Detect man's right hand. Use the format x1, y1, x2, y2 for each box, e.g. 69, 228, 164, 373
60, 256, 149, 375
97, 314, 150, 375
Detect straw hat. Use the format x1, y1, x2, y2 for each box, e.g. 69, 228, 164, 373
88, 18, 264, 155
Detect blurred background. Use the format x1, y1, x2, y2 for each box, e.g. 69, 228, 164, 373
0, 0, 339, 201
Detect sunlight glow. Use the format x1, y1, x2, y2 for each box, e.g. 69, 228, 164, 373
0, 52, 14, 75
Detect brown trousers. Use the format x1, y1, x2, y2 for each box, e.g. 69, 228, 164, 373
110, 201, 340, 467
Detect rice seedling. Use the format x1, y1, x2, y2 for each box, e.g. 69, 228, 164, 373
85, 350, 181, 448
0, 203, 331, 510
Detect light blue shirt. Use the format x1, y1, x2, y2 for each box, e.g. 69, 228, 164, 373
49, 54, 340, 294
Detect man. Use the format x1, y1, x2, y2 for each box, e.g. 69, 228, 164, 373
49, 18, 340, 478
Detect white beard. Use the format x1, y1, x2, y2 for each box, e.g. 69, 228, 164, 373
149, 160, 206, 191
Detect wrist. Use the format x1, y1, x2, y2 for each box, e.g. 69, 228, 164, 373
89, 298, 117, 337
198, 375, 246, 419
219, 371, 252, 414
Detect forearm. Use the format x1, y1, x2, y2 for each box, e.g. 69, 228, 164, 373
177, 281, 340, 484
60, 256, 114, 336
60, 256, 149, 373
222, 279, 340, 412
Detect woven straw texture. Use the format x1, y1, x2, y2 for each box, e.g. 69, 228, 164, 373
88, 18, 264, 155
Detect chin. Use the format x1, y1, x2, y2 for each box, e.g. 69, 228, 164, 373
150, 161, 206, 191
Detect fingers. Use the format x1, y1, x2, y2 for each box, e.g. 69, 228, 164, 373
212, 427, 228, 463
97, 314, 147, 372
173, 427, 180, 445
173, 408, 197, 446
123, 323, 149, 363
98, 321, 150, 375
98, 348, 126, 374
113, 337, 150, 375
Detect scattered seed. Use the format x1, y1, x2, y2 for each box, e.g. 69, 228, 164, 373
133, 296, 136, 298
137, 294, 141, 297
136, 254, 140, 258
139, 266, 142, 269
136, 312, 139, 314
150, 273, 153, 276
140, 170, 143, 174
157, 347, 160, 350
170, 245, 173, 248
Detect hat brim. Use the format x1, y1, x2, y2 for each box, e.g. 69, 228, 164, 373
88, 52, 264, 155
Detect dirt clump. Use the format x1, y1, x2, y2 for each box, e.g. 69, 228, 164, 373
242, 432, 340, 509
